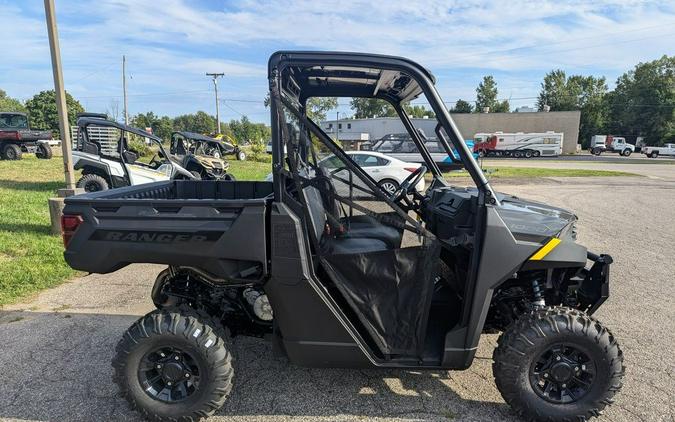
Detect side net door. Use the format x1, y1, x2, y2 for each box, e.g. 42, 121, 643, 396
279, 101, 440, 358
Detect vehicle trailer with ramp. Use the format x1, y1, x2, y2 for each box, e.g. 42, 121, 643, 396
62, 51, 623, 422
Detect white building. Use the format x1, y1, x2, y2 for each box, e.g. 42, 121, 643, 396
321, 110, 581, 154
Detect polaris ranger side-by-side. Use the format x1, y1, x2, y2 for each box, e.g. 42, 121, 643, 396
0, 112, 53, 160
61, 52, 623, 422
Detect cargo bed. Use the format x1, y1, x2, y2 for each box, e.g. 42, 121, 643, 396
63, 180, 274, 280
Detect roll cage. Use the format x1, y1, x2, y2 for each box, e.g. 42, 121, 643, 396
267, 51, 498, 205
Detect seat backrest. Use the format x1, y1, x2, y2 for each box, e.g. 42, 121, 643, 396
302, 185, 327, 243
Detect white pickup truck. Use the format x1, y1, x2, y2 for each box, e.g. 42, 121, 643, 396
642, 143, 675, 158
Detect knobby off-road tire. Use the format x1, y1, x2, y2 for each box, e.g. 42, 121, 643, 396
112, 307, 234, 422
493, 307, 624, 422
36, 143, 53, 159
76, 174, 109, 192
2, 144, 22, 160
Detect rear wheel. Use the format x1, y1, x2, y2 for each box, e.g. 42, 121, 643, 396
36, 143, 53, 159
524, 150, 533, 158
77, 174, 109, 192
2, 144, 22, 160
112, 307, 234, 422
236, 150, 246, 161
493, 307, 624, 422
532, 150, 541, 157
513, 151, 523, 158
591, 148, 602, 156
223, 173, 236, 181
378, 178, 399, 196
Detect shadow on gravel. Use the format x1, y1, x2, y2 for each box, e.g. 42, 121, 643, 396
0, 310, 513, 422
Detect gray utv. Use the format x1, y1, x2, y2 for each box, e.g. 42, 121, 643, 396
61, 52, 623, 422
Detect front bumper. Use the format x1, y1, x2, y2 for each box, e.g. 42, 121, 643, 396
577, 252, 612, 315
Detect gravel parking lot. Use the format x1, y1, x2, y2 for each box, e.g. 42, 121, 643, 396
1, 170, 673, 422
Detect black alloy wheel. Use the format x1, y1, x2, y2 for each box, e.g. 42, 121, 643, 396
529, 342, 596, 404
138, 346, 201, 403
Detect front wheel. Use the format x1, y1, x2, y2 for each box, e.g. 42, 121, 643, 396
621, 149, 632, 157
236, 150, 246, 161
493, 307, 624, 422
650, 152, 659, 158
112, 307, 234, 422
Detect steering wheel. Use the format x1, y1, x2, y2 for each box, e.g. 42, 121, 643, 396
389, 165, 427, 203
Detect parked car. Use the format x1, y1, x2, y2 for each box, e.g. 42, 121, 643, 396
72, 113, 196, 192
265, 151, 424, 195
0, 111, 53, 160
589, 135, 634, 156
324, 151, 424, 195
642, 143, 675, 158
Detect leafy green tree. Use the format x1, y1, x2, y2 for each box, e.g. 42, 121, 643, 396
607, 55, 675, 145
349, 98, 396, 118
475, 76, 509, 112
450, 99, 473, 113
306, 97, 338, 121
229, 115, 270, 145
131, 112, 174, 141
403, 104, 435, 118
172, 111, 216, 134
25, 90, 84, 137
0, 89, 26, 112
263, 94, 337, 122
537, 70, 609, 147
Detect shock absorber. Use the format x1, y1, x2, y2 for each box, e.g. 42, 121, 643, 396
531, 279, 546, 308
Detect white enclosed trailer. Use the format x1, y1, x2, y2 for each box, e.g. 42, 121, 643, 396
473, 131, 563, 158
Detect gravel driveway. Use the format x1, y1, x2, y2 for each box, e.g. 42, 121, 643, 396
1, 173, 673, 422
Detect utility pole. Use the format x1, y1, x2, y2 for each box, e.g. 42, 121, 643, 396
336, 111, 340, 143
206, 73, 224, 134
122, 55, 128, 125
44, 0, 75, 190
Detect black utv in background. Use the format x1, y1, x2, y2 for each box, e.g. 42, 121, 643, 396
61, 52, 624, 422
0, 112, 53, 160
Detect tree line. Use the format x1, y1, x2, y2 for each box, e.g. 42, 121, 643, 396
2, 55, 672, 147
348, 55, 674, 146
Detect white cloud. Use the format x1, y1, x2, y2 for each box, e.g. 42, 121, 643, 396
1, 0, 673, 118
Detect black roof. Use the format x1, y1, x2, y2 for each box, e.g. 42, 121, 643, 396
0, 111, 27, 116
268, 51, 436, 103
173, 131, 218, 142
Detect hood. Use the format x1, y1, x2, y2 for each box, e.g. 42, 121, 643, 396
495, 192, 577, 242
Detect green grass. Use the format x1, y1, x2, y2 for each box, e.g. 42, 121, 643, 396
0, 156, 79, 306
0, 156, 271, 306
228, 157, 271, 180
444, 167, 639, 178
0, 155, 635, 306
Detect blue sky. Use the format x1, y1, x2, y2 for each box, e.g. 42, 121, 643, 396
2, 0, 674, 123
